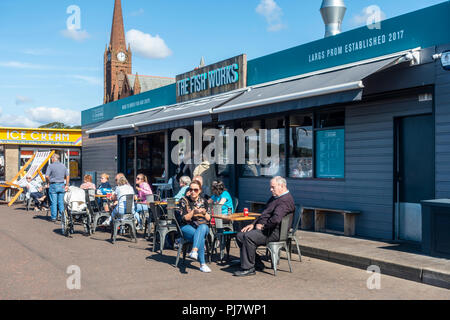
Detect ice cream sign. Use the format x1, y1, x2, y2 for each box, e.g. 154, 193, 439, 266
0, 128, 82, 146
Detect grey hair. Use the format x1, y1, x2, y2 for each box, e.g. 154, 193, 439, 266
52, 153, 60, 161
271, 176, 287, 188
180, 176, 191, 186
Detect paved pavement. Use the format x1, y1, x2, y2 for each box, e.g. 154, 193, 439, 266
0, 204, 449, 300
296, 230, 450, 289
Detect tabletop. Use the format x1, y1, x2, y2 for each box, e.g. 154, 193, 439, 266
212, 212, 261, 221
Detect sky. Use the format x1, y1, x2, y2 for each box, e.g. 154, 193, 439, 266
0, 0, 446, 128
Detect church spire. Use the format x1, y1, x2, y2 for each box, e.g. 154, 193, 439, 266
110, 0, 126, 51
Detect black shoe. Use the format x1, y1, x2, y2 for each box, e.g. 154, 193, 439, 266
233, 268, 256, 277
255, 261, 265, 271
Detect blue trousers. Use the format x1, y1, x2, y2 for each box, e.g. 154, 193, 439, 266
49, 183, 65, 220
181, 224, 209, 265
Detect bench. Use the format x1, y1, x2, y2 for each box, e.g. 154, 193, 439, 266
301, 207, 361, 236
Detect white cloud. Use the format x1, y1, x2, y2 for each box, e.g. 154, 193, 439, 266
16, 95, 34, 105
256, 0, 286, 32
352, 5, 386, 28
27, 107, 81, 126
0, 107, 40, 128
126, 29, 172, 59
71, 75, 102, 86
61, 29, 90, 42
22, 48, 54, 56
0, 61, 46, 69
0, 106, 81, 127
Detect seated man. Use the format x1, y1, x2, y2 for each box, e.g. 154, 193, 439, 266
234, 176, 295, 277
24, 176, 46, 211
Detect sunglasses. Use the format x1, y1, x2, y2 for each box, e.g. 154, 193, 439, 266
189, 188, 200, 192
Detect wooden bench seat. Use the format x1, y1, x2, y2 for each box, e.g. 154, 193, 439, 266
301, 206, 361, 236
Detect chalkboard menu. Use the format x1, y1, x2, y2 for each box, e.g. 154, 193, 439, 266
315, 129, 345, 179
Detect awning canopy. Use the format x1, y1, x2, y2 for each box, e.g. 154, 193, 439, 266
87, 91, 242, 138
214, 55, 405, 122
87, 52, 415, 138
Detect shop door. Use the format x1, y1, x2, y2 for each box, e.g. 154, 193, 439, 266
394, 114, 434, 242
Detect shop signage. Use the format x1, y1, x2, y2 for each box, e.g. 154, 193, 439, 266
176, 54, 247, 103
247, 2, 450, 86
0, 128, 82, 147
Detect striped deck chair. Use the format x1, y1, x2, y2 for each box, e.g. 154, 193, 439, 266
0, 150, 55, 207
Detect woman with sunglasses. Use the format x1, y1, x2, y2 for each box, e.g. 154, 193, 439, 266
179, 180, 212, 273
135, 174, 153, 230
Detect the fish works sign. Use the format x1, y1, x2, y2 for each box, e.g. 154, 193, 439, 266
176, 54, 247, 103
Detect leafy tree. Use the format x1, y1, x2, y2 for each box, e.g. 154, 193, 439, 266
39, 122, 80, 129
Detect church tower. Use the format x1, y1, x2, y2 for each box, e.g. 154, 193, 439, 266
104, 0, 132, 104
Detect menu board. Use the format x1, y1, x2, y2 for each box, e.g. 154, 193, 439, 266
315, 129, 345, 179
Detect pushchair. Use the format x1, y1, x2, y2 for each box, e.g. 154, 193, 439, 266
62, 187, 94, 237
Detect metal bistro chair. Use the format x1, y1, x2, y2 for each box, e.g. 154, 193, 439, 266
174, 206, 212, 267
173, 209, 193, 268
143, 193, 160, 240
266, 213, 294, 276
150, 202, 177, 254
211, 204, 236, 262
110, 194, 137, 244
288, 206, 303, 262
233, 197, 239, 213
92, 195, 112, 234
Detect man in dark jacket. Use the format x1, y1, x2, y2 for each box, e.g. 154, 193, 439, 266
234, 176, 295, 277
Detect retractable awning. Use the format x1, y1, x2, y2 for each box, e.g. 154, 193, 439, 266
213, 54, 412, 121
87, 91, 242, 138
87, 51, 417, 137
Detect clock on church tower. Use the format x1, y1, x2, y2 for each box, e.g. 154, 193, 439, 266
104, 0, 132, 104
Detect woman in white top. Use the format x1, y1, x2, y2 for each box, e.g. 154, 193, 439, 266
110, 175, 140, 225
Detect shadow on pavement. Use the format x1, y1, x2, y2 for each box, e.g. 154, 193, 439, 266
145, 251, 198, 274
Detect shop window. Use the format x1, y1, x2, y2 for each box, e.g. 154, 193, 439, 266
289, 115, 313, 178
215, 124, 233, 177
124, 137, 135, 183
260, 118, 286, 177
240, 120, 262, 177
316, 110, 345, 129
68, 149, 81, 180
239, 118, 286, 178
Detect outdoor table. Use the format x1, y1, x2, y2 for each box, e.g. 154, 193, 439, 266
213, 212, 261, 222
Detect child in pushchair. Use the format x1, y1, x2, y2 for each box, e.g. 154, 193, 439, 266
63, 186, 94, 236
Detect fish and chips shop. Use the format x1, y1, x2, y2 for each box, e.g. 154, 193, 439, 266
82, 2, 450, 251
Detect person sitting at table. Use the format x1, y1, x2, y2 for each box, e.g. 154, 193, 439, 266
190, 175, 210, 200
103, 174, 139, 227
135, 173, 153, 229
233, 176, 295, 277
80, 174, 96, 191
209, 180, 234, 215
98, 173, 112, 193
179, 180, 212, 273
174, 176, 191, 201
